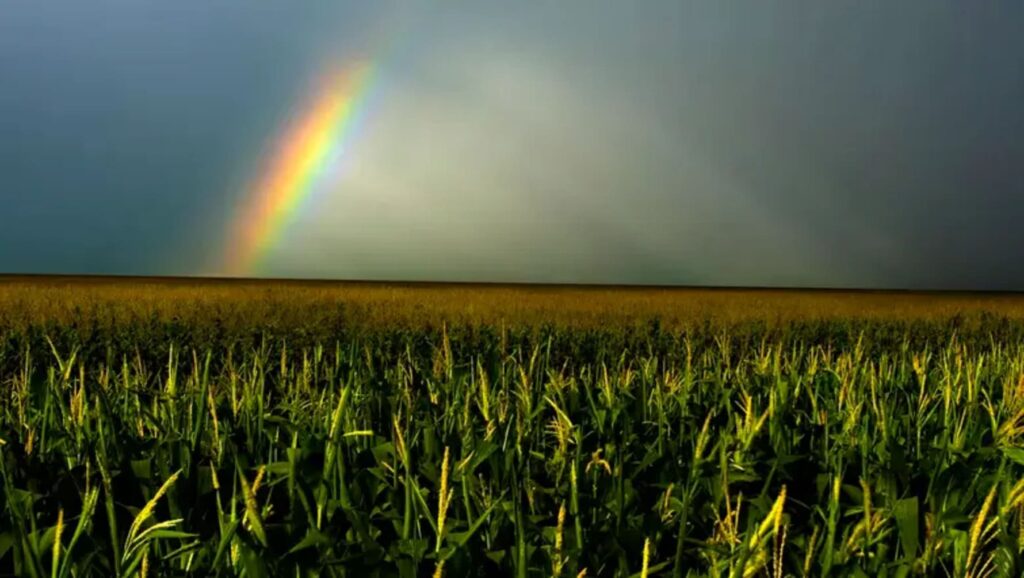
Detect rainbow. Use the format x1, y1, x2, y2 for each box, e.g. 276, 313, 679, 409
224, 62, 376, 276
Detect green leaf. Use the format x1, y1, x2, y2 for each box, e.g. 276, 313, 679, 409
0, 532, 13, 559
140, 530, 197, 541
240, 543, 269, 578
1000, 447, 1024, 466
628, 560, 670, 578
396, 538, 429, 561
130, 459, 152, 480
893, 497, 919, 559
460, 441, 498, 477
209, 519, 240, 570
287, 530, 330, 555
161, 541, 202, 561
448, 492, 504, 551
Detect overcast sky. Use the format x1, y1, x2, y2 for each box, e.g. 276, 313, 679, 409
1, 2, 1022, 289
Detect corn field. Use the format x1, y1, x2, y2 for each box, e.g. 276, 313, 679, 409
4, 288, 1024, 576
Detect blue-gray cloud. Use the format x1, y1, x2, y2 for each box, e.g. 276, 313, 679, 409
1, 1, 1022, 289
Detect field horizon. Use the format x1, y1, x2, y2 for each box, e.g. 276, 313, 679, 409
5, 274, 1024, 336
5, 272, 1024, 296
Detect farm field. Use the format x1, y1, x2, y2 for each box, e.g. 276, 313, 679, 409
4, 277, 1024, 576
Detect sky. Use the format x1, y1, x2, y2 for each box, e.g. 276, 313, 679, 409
1, 2, 1022, 290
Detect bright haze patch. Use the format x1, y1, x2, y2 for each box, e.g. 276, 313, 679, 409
1, 2, 1022, 289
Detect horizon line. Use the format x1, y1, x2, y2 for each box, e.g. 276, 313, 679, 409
1, 272, 1023, 297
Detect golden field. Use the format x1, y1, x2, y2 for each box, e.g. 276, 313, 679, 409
2, 275, 1024, 331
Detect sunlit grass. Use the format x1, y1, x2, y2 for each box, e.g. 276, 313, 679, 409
3, 279, 1024, 575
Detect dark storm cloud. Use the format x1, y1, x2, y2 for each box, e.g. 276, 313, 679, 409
1, 2, 1022, 289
